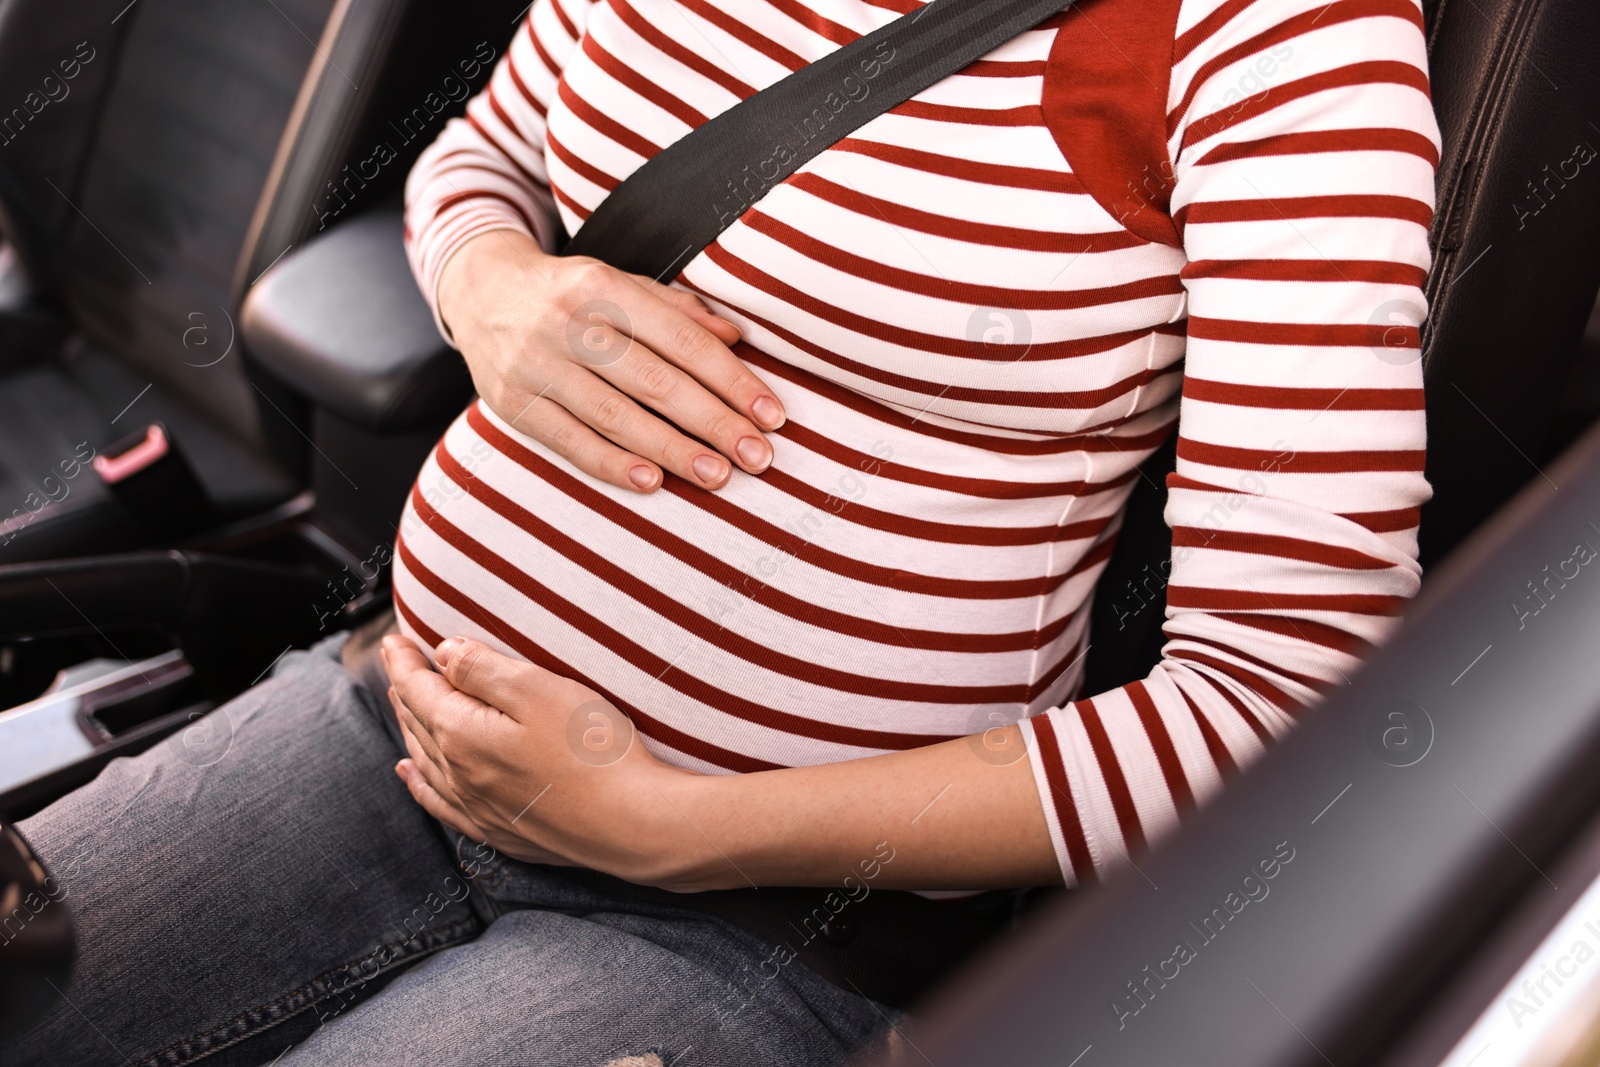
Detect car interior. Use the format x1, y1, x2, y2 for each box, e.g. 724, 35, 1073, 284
3, 0, 1600, 1063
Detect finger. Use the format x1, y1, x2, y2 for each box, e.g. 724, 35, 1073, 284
686, 307, 742, 346
433, 638, 562, 725
393, 693, 454, 791
396, 702, 519, 838
609, 296, 785, 434
383, 636, 489, 736
590, 346, 777, 478
398, 718, 463, 813
395, 760, 485, 841
623, 274, 743, 346
397, 705, 526, 845
549, 368, 738, 490
381, 633, 436, 683
399, 761, 573, 867
621, 271, 711, 313
504, 388, 663, 492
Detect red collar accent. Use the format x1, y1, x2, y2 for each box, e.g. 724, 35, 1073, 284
1042, 0, 1186, 247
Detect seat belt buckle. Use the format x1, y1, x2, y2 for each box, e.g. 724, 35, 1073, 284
92, 422, 215, 541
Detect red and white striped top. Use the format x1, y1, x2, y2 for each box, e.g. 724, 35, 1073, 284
398, 0, 1437, 888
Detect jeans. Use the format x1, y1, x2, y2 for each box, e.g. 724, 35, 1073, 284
7, 636, 902, 1067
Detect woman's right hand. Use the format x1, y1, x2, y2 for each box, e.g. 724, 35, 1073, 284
435, 228, 786, 493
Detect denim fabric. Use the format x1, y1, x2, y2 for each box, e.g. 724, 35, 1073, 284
7, 637, 900, 1067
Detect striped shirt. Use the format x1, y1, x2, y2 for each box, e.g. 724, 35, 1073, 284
398, 0, 1437, 888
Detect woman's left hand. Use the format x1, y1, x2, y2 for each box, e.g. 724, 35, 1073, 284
380, 634, 702, 888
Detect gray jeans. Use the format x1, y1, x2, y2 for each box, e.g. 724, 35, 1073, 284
8, 636, 902, 1067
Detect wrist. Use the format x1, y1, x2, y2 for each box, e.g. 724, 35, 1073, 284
629, 768, 759, 893
436, 227, 545, 339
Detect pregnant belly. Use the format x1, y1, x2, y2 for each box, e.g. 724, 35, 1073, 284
391, 399, 1109, 774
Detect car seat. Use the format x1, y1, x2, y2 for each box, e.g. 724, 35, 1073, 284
0, 0, 520, 810
0, 0, 339, 563
0, 0, 513, 565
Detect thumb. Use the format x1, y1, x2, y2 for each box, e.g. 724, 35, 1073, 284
434, 637, 551, 721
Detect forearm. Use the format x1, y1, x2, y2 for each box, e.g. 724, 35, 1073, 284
663, 727, 1061, 893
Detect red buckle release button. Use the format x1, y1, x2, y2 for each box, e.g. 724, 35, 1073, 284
92, 424, 170, 485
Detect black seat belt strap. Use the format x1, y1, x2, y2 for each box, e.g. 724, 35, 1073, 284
562, 0, 1076, 278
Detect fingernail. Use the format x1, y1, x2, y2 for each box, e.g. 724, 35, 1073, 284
751, 395, 784, 430
692, 454, 728, 485
735, 436, 771, 472
435, 637, 465, 667
395, 760, 409, 781
628, 465, 659, 490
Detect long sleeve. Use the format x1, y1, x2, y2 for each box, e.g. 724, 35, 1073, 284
1020, 0, 1438, 885
402, 0, 594, 338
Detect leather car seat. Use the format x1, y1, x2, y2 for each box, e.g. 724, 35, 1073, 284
0, 0, 345, 563
0, 0, 530, 566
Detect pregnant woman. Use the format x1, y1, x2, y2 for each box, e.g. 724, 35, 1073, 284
14, 0, 1436, 1063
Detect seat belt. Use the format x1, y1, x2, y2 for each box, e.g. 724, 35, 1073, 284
561, 0, 1077, 278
